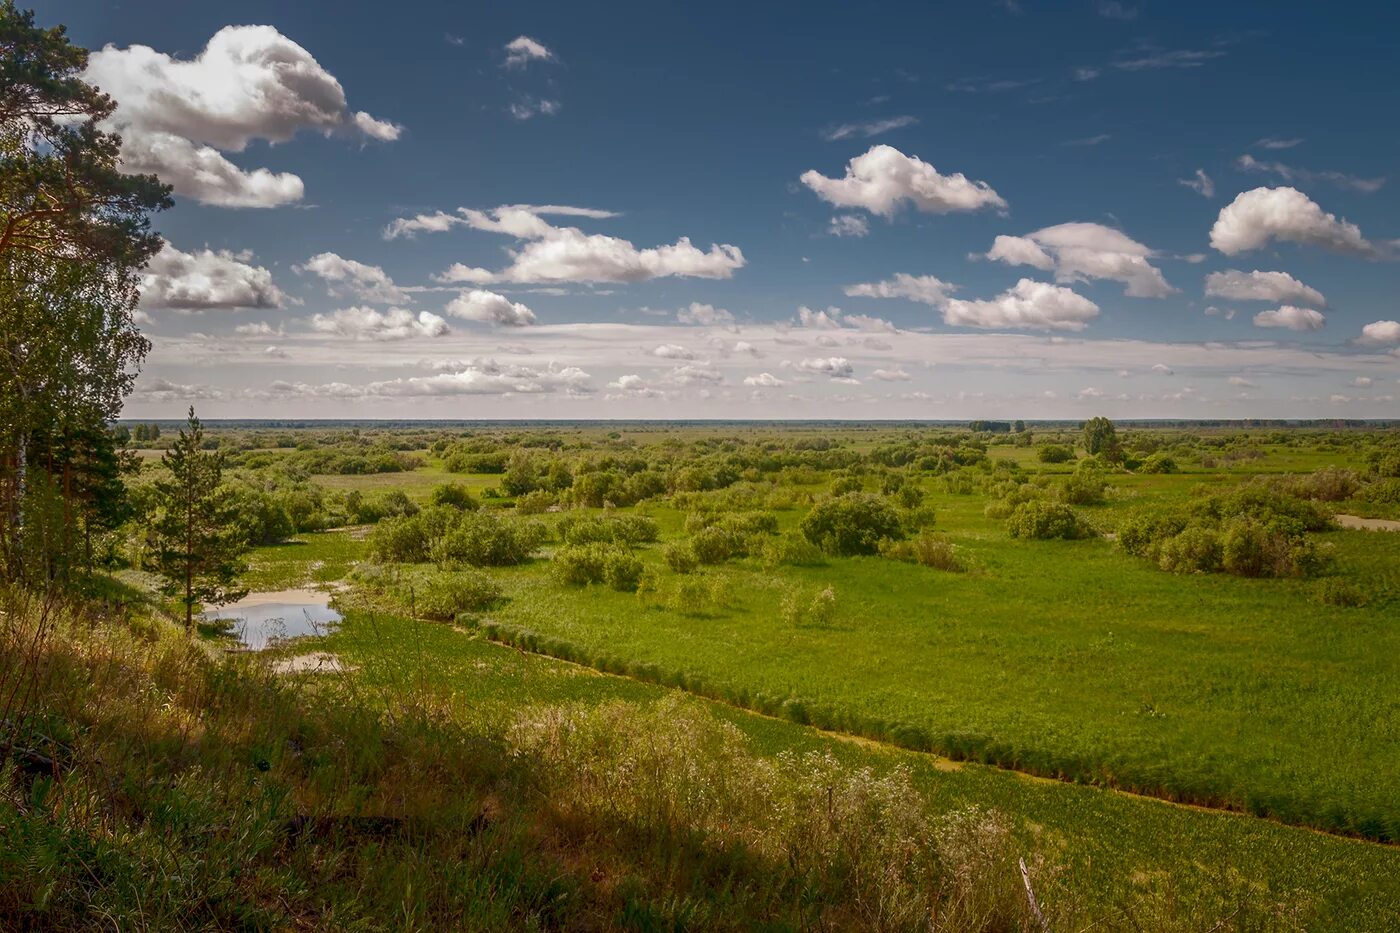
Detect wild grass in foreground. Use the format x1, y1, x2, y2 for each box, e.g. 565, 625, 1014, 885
1, 590, 1344, 931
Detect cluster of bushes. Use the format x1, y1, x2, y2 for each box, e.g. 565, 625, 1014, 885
1037, 444, 1075, 464
352, 564, 503, 620
636, 572, 737, 615
553, 542, 645, 591
779, 585, 838, 627
368, 506, 546, 567
558, 513, 659, 546
1006, 501, 1094, 540
799, 493, 905, 556
1117, 485, 1332, 577
880, 531, 966, 572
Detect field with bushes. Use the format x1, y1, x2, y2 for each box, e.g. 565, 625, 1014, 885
10, 418, 1400, 928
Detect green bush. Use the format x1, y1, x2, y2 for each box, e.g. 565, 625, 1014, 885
514, 489, 556, 514
1315, 578, 1368, 608
1037, 445, 1074, 464
1138, 453, 1179, 474
1155, 523, 1222, 573
431, 512, 547, 567
780, 585, 838, 627
415, 572, 503, 620
760, 532, 825, 568
553, 542, 644, 591
1005, 501, 1091, 540
662, 541, 699, 574
880, 532, 965, 572
559, 514, 659, 547
430, 483, 479, 511
690, 525, 745, 564
368, 514, 431, 563
800, 493, 904, 556
1059, 463, 1107, 506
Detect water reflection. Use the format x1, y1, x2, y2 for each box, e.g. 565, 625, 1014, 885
203, 588, 342, 650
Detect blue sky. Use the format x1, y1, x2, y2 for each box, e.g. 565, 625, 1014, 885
46, 0, 1400, 418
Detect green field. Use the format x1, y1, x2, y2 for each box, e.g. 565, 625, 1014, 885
102, 421, 1400, 926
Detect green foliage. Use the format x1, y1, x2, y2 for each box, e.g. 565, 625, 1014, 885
1006, 501, 1092, 540
780, 584, 838, 627
558, 513, 658, 547
415, 571, 503, 619
1060, 461, 1108, 505
429, 482, 478, 511
800, 493, 904, 556
880, 531, 965, 571
661, 541, 699, 574
553, 542, 643, 591
1082, 417, 1119, 459
432, 512, 547, 567
149, 409, 249, 628
1138, 452, 1179, 474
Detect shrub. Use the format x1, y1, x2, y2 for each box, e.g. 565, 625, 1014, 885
1138, 453, 1179, 474
662, 542, 699, 574
781, 585, 838, 627
432, 512, 547, 567
553, 543, 644, 591
760, 532, 825, 568
1059, 463, 1107, 506
514, 489, 556, 514
1315, 578, 1367, 608
900, 504, 938, 533
881, 532, 965, 572
1293, 467, 1361, 502
368, 514, 431, 563
1037, 444, 1074, 464
1006, 501, 1091, 540
690, 525, 745, 564
430, 483, 479, 511
559, 514, 660, 547
1155, 523, 1222, 573
415, 572, 503, 620
830, 476, 863, 496
800, 493, 904, 556
603, 549, 644, 591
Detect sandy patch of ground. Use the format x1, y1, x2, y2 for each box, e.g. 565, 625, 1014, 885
1335, 514, 1400, 532
270, 652, 354, 674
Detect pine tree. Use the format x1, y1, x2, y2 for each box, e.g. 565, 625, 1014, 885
151, 408, 248, 631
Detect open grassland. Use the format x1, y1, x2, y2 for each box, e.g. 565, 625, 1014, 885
464, 510, 1400, 841
65, 420, 1400, 927
317, 608, 1400, 930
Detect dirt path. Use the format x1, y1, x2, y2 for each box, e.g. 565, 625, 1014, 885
1335, 514, 1400, 531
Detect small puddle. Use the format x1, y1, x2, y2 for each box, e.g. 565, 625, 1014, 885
204, 588, 342, 650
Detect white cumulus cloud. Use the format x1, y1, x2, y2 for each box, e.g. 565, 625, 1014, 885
1357, 320, 1400, 345
504, 36, 555, 68
800, 145, 1006, 218
1252, 305, 1326, 331
433, 206, 744, 284
1204, 269, 1325, 307
84, 25, 399, 207
984, 223, 1172, 297
310, 307, 449, 340
1210, 187, 1375, 257
297, 253, 410, 304
444, 289, 537, 326
140, 242, 286, 310
943, 279, 1100, 331
845, 273, 955, 306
